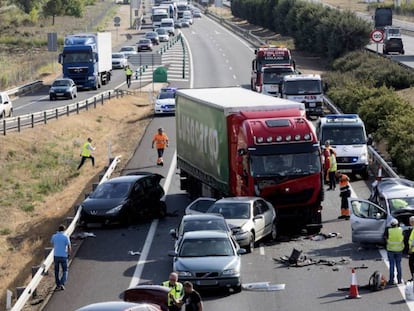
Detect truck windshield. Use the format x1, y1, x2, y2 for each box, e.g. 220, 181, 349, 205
284, 80, 322, 95
250, 151, 321, 177
63, 52, 93, 63
321, 127, 366, 145
263, 68, 294, 84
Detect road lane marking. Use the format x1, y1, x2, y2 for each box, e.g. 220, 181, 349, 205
259, 246, 265, 255
128, 151, 177, 288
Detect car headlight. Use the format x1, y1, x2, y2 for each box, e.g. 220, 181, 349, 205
49, 89, 55, 94
232, 226, 248, 235
222, 268, 239, 276
105, 204, 123, 215
88, 76, 95, 81
177, 271, 192, 277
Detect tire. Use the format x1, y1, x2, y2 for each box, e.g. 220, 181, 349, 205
360, 168, 369, 180
49, 95, 54, 101
157, 201, 167, 219
8, 109, 12, 118
232, 284, 242, 293
0, 111, 5, 119
245, 232, 255, 253
268, 222, 277, 241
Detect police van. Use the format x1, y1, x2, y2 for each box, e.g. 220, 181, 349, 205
316, 114, 370, 179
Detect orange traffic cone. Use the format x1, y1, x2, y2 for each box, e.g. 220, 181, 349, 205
346, 268, 361, 299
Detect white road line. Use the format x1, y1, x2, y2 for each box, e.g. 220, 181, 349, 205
259, 246, 265, 256
128, 151, 177, 288
233, 74, 237, 80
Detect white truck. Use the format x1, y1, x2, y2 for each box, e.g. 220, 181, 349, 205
280, 74, 324, 117
152, 7, 169, 28
59, 32, 112, 90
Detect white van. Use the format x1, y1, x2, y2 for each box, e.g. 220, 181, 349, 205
316, 114, 370, 179
182, 10, 193, 25
160, 18, 175, 36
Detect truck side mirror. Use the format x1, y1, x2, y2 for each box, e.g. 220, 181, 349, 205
367, 134, 373, 146
58, 54, 63, 64
323, 82, 328, 92
237, 148, 247, 156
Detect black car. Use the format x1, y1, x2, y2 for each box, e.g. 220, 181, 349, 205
383, 37, 404, 55
79, 172, 166, 226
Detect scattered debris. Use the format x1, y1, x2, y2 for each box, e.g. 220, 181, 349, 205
274, 248, 351, 267
128, 250, 141, 256
309, 232, 341, 241
242, 282, 285, 291
71, 232, 96, 239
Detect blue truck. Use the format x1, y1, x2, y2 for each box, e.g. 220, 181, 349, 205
58, 32, 112, 90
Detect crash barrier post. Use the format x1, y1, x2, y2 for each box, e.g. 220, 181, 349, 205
345, 268, 361, 299
8, 155, 122, 311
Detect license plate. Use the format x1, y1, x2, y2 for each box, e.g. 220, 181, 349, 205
196, 280, 218, 286
340, 169, 352, 173
309, 102, 316, 108
56, 93, 64, 96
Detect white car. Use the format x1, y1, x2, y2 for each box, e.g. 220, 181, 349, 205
154, 87, 177, 115
155, 28, 170, 42
0, 92, 13, 118
119, 46, 138, 58
112, 52, 128, 69
206, 197, 277, 253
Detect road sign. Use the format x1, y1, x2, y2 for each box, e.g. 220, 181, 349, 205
113, 16, 121, 24
370, 29, 384, 43
47, 32, 58, 52
128, 54, 162, 66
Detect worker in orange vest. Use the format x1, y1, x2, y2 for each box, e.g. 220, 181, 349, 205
336, 171, 351, 220
152, 127, 169, 166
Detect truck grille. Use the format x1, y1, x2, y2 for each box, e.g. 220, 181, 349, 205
337, 156, 358, 163
195, 272, 219, 278
68, 67, 88, 74
273, 189, 314, 206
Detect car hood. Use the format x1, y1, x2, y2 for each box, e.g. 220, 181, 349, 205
174, 256, 239, 271
50, 86, 70, 92
82, 198, 126, 212
156, 98, 175, 105
224, 219, 249, 229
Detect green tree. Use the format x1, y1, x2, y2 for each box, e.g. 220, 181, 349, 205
43, 0, 64, 25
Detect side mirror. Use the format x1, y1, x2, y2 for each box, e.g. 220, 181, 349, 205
168, 250, 178, 257
169, 228, 177, 239
367, 134, 373, 146
323, 82, 328, 92
237, 148, 247, 156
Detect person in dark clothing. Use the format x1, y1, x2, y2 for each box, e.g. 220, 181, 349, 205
170, 281, 203, 311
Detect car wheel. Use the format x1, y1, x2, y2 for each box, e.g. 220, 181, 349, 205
8, 109, 12, 118
157, 201, 167, 219
268, 222, 277, 241
49, 95, 54, 101
245, 232, 255, 253
232, 284, 242, 293
0, 111, 5, 119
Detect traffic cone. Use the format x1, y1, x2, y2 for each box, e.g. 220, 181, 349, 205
346, 268, 361, 299
376, 165, 382, 182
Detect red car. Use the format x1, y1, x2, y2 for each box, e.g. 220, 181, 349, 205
75, 285, 169, 311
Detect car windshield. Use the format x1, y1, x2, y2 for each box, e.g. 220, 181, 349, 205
146, 33, 157, 38
159, 91, 175, 99
139, 40, 150, 44
121, 47, 134, 52
388, 197, 414, 213
182, 219, 228, 233
209, 203, 250, 219
112, 54, 124, 59
179, 238, 234, 257
263, 68, 295, 84
156, 29, 167, 34
250, 150, 321, 177
90, 182, 131, 199
284, 80, 322, 95
52, 80, 71, 87
321, 126, 366, 145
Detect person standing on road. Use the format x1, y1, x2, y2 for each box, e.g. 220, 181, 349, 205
170, 281, 203, 311
323, 140, 335, 185
125, 65, 133, 88
327, 148, 337, 191
408, 216, 414, 281
77, 137, 95, 170
51, 224, 72, 291
336, 171, 351, 220
162, 272, 183, 311
384, 218, 404, 285
152, 127, 169, 166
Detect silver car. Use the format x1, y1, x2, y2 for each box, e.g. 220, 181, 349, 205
206, 197, 277, 253
349, 178, 414, 244
168, 230, 245, 293
112, 52, 128, 69
49, 78, 77, 100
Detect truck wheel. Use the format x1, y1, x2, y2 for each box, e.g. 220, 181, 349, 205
361, 169, 369, 180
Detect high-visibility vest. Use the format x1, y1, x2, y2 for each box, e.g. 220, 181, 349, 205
339, 174, 350, 194
162, 281, 183, 306
153, 133, 168, 149
329, 154, 337, 172
125, 67, 133, 76
81, 142, 92, 157
409, 228, 414, 253
386, 227, 404, 252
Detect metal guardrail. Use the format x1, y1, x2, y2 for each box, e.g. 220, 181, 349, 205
0, 89, 129, 135
9, 156, 122, 311
5, 80, 43, 98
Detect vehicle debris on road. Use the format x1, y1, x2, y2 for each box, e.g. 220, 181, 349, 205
242, 282, 286, 291
71, 232, 97, 239
128, 250, 141, 255
274, 248, 351, 267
